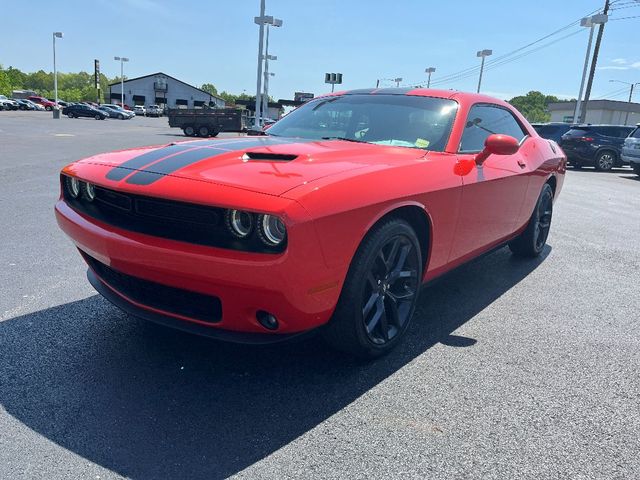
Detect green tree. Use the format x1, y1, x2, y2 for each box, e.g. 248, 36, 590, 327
201, 83, 218, 95
508, 91, 560, 123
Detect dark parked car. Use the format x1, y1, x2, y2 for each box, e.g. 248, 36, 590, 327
63, 103, 107, 120
15, 99, 37, 110
559, 124, 635, 171
531, 122, 573, 143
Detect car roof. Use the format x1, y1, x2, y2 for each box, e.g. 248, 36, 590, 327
322, 87, 514, 108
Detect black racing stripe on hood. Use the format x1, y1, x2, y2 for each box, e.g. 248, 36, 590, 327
105, 144, 195, 181
123, 136, 313, 185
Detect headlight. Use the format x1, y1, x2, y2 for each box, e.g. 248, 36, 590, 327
66, 176, 81, 198
259, 214, 287, 246
226, 209, 254, 238
85, 182, 96, 201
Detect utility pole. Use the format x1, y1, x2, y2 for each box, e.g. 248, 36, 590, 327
580, 0, 610, 123
254, 0, 266, 129
476, 49, 492, 93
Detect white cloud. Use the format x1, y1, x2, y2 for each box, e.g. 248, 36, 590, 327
631, 62, 640, 69
612, 58, 627, 65
597, 66, 629, 70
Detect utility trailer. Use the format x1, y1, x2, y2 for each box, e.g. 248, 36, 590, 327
167, 108, 248, 137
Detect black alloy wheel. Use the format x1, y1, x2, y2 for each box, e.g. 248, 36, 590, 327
361, 234, 420, 345
509, 183, 553, 257
322, 218, 422, 358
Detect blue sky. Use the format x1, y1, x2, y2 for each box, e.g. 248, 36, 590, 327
2, 0, 639, 102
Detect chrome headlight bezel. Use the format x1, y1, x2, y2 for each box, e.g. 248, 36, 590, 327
258, 214, 287, 246
225, 209, 255, 238
66, 176, 81, 198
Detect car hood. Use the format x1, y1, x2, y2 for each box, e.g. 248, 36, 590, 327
74, 136, 427, 196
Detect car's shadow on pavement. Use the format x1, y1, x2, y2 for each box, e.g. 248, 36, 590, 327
0, 246, 549, 480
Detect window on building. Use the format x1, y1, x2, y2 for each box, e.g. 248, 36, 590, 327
175, 99, 188, 107
193, 100, 205, 108
155, 97, 167, 104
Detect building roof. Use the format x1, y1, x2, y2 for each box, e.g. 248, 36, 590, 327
548, 99, 640, 113
108, 72, 223, 101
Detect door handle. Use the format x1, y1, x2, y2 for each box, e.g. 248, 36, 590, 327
517, 159, 526, 168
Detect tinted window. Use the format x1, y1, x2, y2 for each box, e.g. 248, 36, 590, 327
459, 104, 527, 152
630, 127, 640, 139
267, 94, 458, 151
534, 125, 560, 135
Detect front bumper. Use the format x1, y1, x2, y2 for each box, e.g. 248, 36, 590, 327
55, 200, 345, 336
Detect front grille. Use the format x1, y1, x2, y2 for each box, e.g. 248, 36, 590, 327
61, 177, 284, 253
83, 252, 222, 323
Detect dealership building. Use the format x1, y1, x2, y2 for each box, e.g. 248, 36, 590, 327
547, 99, 640, 125
109, 72, 225, 109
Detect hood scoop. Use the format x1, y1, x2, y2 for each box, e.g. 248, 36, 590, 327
242, 152, 298, 162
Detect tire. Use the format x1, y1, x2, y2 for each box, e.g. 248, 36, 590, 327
632, 163, 640, 177
198, 125, 210, 137
210, 130, 219, 137
118, 113, 124, 120
509, 183, 553, 258
67, 113, 74, 118
595, 150, 616, 171
322, 218, 423, 358
183, 125, 195, 137
45, 106, 52, 111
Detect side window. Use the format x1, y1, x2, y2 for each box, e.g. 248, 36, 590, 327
459, 104, 527, 153
631, 128, 640, 139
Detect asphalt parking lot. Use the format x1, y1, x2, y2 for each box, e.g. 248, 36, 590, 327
1, 111, 639, 480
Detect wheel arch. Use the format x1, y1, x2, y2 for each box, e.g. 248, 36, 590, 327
362, 202, 433, 273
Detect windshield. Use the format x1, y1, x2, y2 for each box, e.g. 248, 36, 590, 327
267, 94, 458, 151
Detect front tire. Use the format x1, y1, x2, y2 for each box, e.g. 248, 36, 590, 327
198, 125, 210, 137
632, 163, 640, 177
118, 113, 124, 120
509, 183, 553, 258
322, 219, 423, 358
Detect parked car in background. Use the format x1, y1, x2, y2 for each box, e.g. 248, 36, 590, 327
99, 105, 133, 120
101, 104, 134, 119
15, 99, 37, 110
63, 103, 108, 120
531, 122, 573, 143
27, 95, 56, 111
133, 105, 146, 116
621, 124, 640, 176
559, 124, 635, 171
0, 95, 20, 110
146, 105, 162, 117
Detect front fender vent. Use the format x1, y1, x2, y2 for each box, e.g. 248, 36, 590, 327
242, 152, 298, 162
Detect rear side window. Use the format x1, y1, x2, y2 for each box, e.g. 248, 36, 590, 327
631, 128, 640, 139
459, 104, 527, 153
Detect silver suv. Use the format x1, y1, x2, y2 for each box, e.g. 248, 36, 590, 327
621, 125, 640, 176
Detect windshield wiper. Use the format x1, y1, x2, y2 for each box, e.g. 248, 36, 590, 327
321, 136, 366, 143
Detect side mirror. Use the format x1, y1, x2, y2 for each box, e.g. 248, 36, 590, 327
475, 134, 520, 165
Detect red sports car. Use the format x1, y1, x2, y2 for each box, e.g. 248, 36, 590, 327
56, 89, 565, 357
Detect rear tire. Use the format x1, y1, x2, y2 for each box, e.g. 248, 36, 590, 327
198, 125, 210, 137
183, 125, 195, 137
118, 113, 124, 120
633, 163, 640, 177
595, 150, 616, 171
509, 183, 553, 258
322, 218, 423, 359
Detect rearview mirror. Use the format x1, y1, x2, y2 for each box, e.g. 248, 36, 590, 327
475, 134, 520, 165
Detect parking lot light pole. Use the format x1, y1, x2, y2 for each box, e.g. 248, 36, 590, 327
574, 18, 596, 124
394, 78, 403, 87
261, 17, 282, 123
425, 67, 436, 88
114, 56, 129, 108
476, 49, 492, 93
609, 80, 640, 125
53, 32, 63, 115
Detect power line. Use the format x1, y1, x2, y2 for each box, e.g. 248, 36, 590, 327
402, 4, 609, 89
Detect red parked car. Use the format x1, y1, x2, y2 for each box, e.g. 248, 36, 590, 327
55, 89, 566, 357
27, 95, 56, 111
